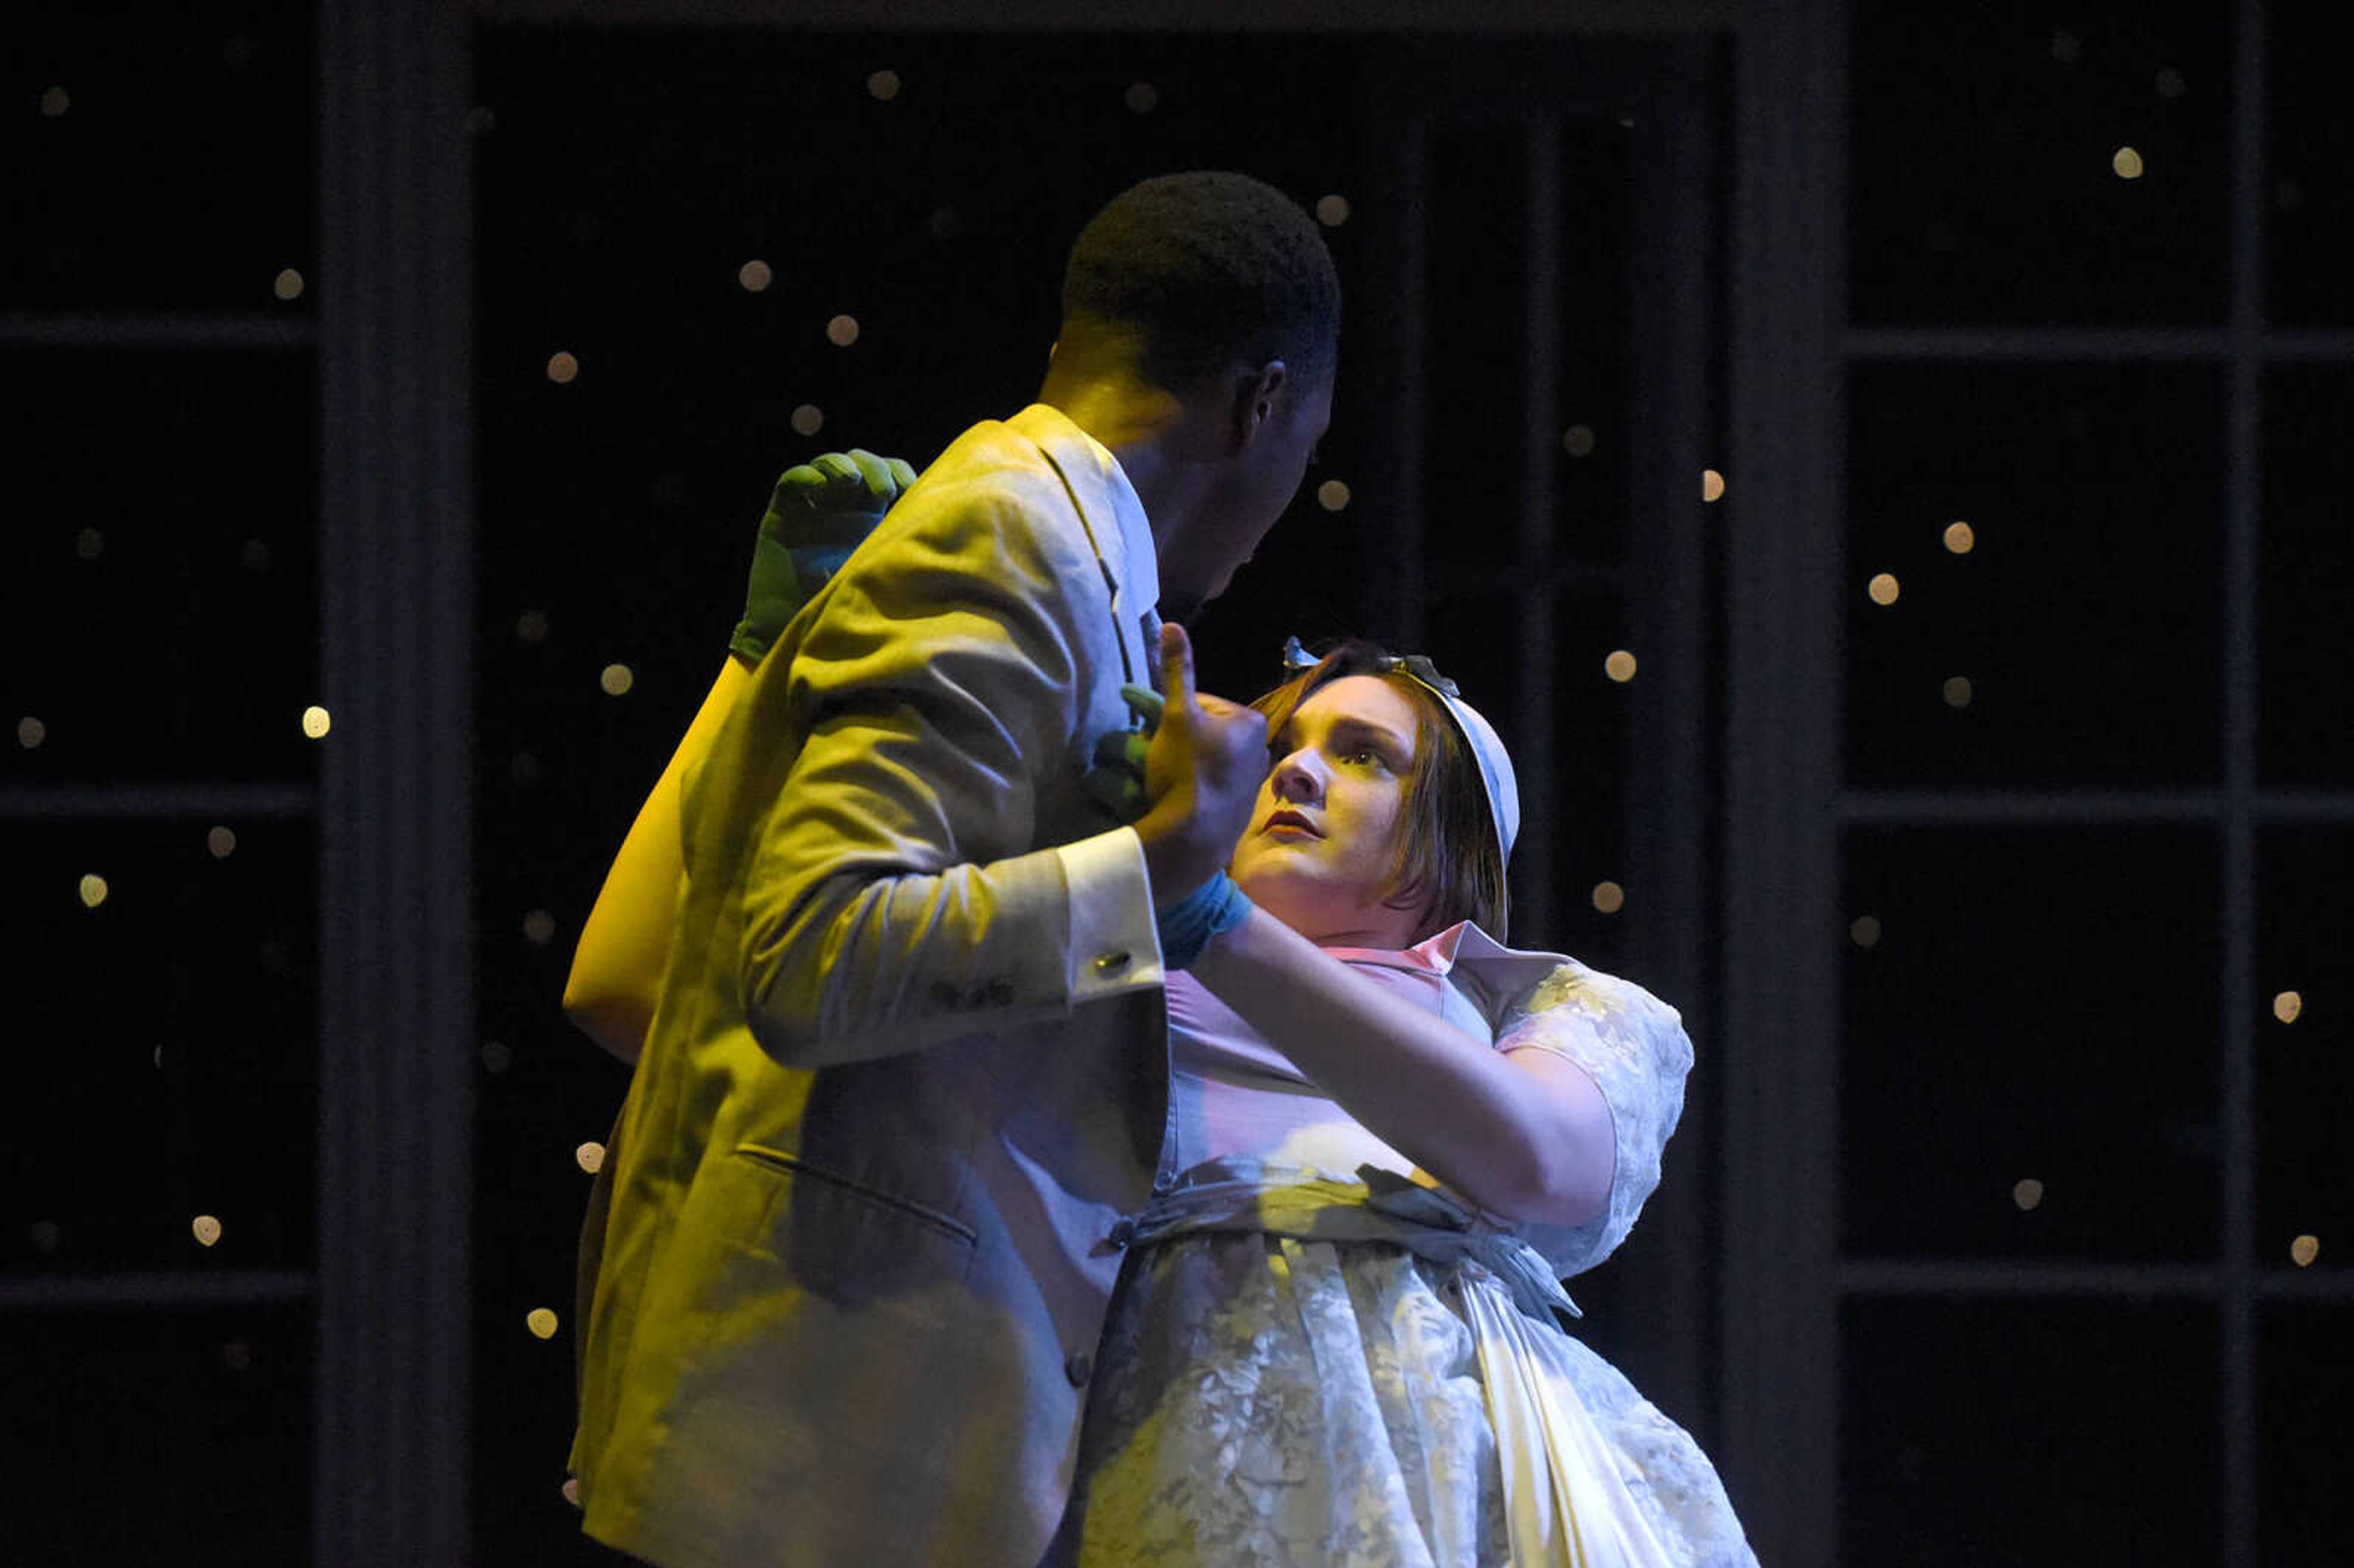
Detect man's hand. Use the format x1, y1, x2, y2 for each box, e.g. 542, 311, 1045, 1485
728, 448, 918, 664
1079, 683, 1162, 823
1129, 624, 1268, 907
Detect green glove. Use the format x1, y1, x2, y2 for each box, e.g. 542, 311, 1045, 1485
728, 447, 919, 664
1079, 683, 1166, 823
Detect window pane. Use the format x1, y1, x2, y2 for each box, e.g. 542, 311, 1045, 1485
5, 821, 316, 1273
2260, 366, 2354, 786
0, 1305, 311, 1564
2264, 9, 2354, 327
1846, 363, 2221, 786
1848, 4, 2231, 325
1843, 1298, 2217, 1566
7, 6, 314, 314
2258, 828, 2352, 1260
2261, 1304, 2352, 1567
2, 349, 319, 784
1843, 827, 2219, 1261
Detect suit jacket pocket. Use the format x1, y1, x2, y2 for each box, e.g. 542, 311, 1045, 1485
726, 1143, 977, 1304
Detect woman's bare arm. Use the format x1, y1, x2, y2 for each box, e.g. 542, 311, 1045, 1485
562, 655, 751, 1062
1189, 907, 1616, 1227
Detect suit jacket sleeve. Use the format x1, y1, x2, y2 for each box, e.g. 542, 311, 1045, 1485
730, 467, 1163, 1068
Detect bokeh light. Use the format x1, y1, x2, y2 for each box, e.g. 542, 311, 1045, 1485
599, 663, 634, 696
1316, 479, 1351, 511
301, 705, 332, 739
1563, 425, 1597, 458
545, 351, 579, 384
17, 716, 45, 750
576, 1142, 605, 1174
273, 267, 304, 301
1850, 915, 1883, 948
1124, 82, 1159, 114
2013, 1179, 2045, 1212
1314, 193, 1351, 227
2272, 991, 2303, 1024
527, 1307, 560, 1339
1604, 650, 1637, 683
191, 1214, 223, 1247
40, 86, 70, 117
791, 404, 824, 436
1943, 676, 1973, 708
1702, 469, 1726, 503
2290, 1234, 2320, 1267
523, 909, 557, 946
825, 314, 860, 348
516, 609, 550, 645
2112, 147, 2146, 180
737, 259, 772, 292
866, 69, 901, 101
1591, 880, 1626, 915
207, 826, 237, 859
1867, 572, 1900, 606
78, 873, 109, 909
1944, 520, 1976, 554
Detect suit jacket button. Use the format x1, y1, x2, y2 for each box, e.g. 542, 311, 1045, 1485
1064, 1352, 1092, 1387
1107, 1217, 1137, 1248
1093, 950, 1131, 974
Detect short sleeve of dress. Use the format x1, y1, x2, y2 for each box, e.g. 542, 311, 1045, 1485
1491, 961, 1695, 1279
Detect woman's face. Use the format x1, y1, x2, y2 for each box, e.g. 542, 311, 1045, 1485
1228, 674, 1427, 948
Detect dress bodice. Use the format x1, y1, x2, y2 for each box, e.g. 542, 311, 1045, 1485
1157, 922, 1696, 1283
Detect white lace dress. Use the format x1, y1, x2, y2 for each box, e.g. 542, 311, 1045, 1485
1058, 923, 1758, 1568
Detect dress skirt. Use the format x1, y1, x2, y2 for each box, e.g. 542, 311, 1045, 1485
1064, 1224, 1757, 1568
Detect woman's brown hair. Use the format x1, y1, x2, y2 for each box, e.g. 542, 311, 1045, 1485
1250, 640, 1510, 943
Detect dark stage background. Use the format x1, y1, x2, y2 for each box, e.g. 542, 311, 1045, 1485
5, 2, 2348, 1566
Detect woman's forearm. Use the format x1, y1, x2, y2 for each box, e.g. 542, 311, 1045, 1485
563, 655, 754, 1063
1189, 907, 1615, 1227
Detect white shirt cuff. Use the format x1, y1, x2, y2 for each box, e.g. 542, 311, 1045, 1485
1053, 826, 1165, 1004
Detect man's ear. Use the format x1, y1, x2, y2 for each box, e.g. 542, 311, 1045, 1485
1226, 360, 1290, 452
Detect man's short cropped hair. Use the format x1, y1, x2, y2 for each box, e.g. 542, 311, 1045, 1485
1061, 170, 1341, 390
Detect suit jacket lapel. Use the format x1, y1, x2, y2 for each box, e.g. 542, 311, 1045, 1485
1010, 404, 1161, 687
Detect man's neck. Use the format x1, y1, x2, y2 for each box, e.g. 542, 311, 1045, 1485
1037, 370, 1214, 557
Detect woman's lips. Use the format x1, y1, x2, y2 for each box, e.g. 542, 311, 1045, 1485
1261, 809, 1322, 837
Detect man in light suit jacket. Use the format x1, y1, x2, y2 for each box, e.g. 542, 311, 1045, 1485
565, 172, 1340, 1568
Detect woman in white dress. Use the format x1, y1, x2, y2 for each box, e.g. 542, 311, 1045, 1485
1057, 637, 1756, 1568
562, 453, 1755, 1567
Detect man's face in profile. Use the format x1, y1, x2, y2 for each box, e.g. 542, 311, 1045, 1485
1160, 371, 1334, 621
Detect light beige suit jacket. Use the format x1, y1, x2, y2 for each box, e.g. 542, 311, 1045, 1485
573, 406, 1171, 1568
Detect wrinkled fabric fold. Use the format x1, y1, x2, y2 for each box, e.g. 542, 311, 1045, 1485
1110, 1160, 1683, 1568
1458, 1262, 1678, 1568
1123, 1159, 1580, 1326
